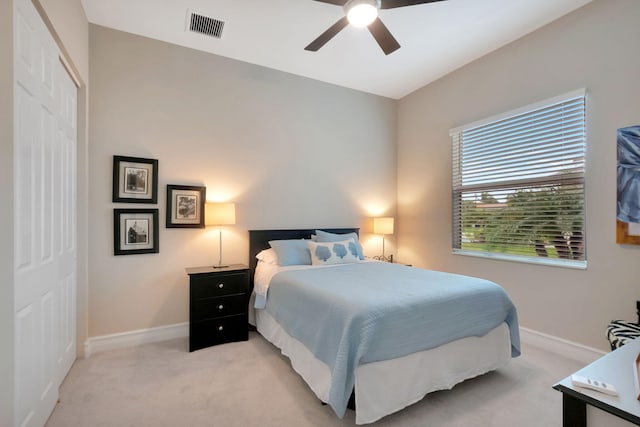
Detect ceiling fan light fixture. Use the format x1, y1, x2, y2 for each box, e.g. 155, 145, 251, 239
345, 0, 379, 28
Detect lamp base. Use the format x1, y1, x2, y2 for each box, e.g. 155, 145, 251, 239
372, 254, 393, 263
213, 264, 229, 269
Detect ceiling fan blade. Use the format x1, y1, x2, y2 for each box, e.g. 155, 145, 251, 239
311, 0, 347, 5
367, 18, 400, 55
305, 17, 349, 52
381, 0, 446, 9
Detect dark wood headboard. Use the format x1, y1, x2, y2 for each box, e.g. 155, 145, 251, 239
248, 228, 359, 292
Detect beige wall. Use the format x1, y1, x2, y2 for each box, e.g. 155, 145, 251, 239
37, 0, 89, 80
0, 0, 14, 423
397, 0, 640, 351
88, 25, 397, 337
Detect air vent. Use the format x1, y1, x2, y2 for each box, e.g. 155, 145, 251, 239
188, 11, 225, 39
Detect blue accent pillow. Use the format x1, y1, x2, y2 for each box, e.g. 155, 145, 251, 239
314, 230, 364, 260
268, 239, 312, 266
307, 240, 361, 265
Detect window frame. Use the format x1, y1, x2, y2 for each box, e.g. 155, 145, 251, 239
450, 89, 587, 269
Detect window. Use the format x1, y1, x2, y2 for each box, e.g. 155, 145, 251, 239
451, 90, 586, 267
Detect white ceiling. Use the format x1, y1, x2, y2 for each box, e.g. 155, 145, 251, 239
80, 0, 592, 99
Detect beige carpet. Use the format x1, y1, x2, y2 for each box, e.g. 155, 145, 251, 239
46, 332, 582, 427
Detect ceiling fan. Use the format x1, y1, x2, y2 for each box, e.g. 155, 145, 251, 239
305, 0, 447, 55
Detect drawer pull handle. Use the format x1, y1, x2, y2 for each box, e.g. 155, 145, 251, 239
218, 326, 224, 331
218, 283, 224, 289
218, 304, 224, 310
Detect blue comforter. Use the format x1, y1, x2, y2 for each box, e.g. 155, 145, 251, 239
263, 262, 520, 418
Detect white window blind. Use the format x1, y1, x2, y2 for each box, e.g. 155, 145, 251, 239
451, 91, 586, 266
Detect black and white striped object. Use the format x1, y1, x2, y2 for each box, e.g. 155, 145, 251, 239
606, 320, 640, 350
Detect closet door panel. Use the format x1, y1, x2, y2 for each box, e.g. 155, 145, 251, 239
13, 0, 78, 425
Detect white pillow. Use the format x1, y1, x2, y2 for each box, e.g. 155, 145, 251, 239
307, 239, 361, 266
255, 248, 278, 265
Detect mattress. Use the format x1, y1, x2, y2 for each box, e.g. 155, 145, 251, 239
256, 308, 512, 424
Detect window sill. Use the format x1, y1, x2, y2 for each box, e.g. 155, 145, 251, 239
452, 249, 587, 270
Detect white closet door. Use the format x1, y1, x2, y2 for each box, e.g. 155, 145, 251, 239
13, 0, 77, 425
54, 42, 78, 388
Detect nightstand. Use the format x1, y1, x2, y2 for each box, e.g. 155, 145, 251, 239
186, 264, 249, 352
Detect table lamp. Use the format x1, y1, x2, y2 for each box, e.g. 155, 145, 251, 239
373, 217, 394, 262
205, 202, 236, 268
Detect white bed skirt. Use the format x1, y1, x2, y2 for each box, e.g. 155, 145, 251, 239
256, 309, 512, 424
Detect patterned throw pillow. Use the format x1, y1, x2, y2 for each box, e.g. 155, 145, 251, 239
314, 230, 364, 260
307, 239, 361, 266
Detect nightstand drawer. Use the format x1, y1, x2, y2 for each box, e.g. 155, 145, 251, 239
190, 314, 248, 351
190, 272, 248, 299
192, 294, 247, 321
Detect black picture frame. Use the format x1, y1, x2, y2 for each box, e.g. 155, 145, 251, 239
112, 155, 158, 203
114, 208, 159, 255
166, 185, 206, 228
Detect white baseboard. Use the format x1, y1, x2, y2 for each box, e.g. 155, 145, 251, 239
83, 321, 606, 364
519, 326, 606, 365
84, 322, 188, 358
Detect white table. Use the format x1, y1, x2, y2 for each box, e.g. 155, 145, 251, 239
554, 339, 640, 426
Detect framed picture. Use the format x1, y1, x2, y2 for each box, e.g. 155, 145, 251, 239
617, 125, 640, 244
114, 208, 159, 255
112, 155, 158, 203
166, 185, 206, 228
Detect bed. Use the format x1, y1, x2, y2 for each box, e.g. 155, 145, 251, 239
249, 228, 520, 424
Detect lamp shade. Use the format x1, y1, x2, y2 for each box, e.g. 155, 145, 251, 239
373, 217, 394, 235
205, 202, 236, 226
